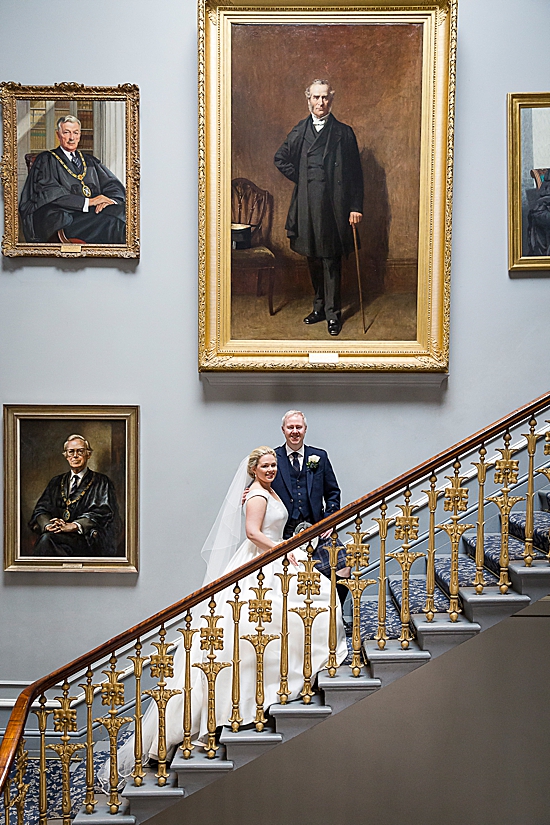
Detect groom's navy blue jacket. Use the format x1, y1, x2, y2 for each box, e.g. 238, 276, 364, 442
272, 445, 341, 538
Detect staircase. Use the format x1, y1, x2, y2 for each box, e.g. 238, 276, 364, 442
2, 393, 550, 825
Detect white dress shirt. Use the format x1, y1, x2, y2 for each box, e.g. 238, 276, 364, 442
59, 147, 89, 212
285, 444, 305, 471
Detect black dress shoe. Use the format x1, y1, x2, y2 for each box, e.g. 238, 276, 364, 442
328, 319, 341, 336
303, 310, 326, 324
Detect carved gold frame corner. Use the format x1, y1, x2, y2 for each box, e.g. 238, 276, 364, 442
0, 82, 140, 258
198, 0, 456, 372
507, 91, 550, 272
4, 405, 139, 573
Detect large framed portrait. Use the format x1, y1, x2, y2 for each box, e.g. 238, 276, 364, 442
0, 82, 139, 258
198, 0, 456, 372
508, 92, 550, 271
3, 405, 139, 572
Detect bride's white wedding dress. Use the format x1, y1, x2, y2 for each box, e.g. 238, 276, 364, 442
111, 487, 347, 778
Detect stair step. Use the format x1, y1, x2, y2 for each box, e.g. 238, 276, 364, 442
318, 668, 381, 713
269, 692, 331, 741
435, 555, 499, 593
362, 639, 431, 686
74, 798, 136, 825
389, 574, 449, 614
507, 559, 550, 603
347, 595, 402, 642
411, 612, 481, 657
121, 767, 184, 824
463, 533, 546, 577
509, 511, 550, 554
459, 587, 530, 630
171, 744, 234, 796
219, 725, 283, 769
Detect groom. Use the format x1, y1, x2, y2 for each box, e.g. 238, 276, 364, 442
272, 410, 349, 592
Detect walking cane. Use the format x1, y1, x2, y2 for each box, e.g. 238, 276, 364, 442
352, 223, 366, 334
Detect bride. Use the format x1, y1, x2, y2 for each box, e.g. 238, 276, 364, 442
111, 447, 347, 778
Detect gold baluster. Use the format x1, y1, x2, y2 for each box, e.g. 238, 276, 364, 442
128, 640, 148, 785
290, 542, 328, 701
242, 572, 279, 729
47, 682, 85, 825
388, 489, 424, 648
12, 740, 30, 825
194, 598, 232, 753
326, 530, 342, 676
227, 583, 247, 729
471, 446, 490, 594
275, 556, 295, 705
535, 422, 550, 562
32, 695, 53, 825
3, 780, 11, 825
178, 611, 199, 758
78, 668, 98, 812
373, 501, 389, 650
144, 627, 182, 782
487, 432, 525, 593
421, 475, 443, 620
342, 516, 376, 675
521, 417, 539, 567
94, 656, 133, 811
437, 460, 475, 620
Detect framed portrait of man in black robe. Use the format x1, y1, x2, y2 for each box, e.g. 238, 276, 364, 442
3, 405, 139, 573
0, 82, 139, 258
198, 0, 456, 373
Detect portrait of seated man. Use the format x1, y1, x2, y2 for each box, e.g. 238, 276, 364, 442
29, 434, 122, 557
19, 115, 126, 244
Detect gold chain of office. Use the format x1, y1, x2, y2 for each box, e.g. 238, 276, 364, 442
60, 476, 94, 521
49, 150, 92, 197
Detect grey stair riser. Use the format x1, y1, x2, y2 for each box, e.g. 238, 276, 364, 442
171, 748, 235, 796
363, 642, 431, 687
507, 561, 550, 602
459, 587, 530, 630
318, 671, 381, 714
270, 695, 332, 741
74, 799, 136, 825
219, 727, 282, 769
121, 768, 184, 825
412, 614, 481, 657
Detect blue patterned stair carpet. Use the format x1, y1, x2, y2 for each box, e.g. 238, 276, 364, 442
0, 730, 132, 825
342, 596, 402, 663
508, 511, 550, 555
434, 555, 499, 596
462, 533, 546, 577
389, 576, 449, 614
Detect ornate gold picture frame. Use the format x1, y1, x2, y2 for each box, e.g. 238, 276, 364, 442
4, 405, 139, 572
0, 82, 139, 258
508, 92, 550, 271
199, 0, 456, 372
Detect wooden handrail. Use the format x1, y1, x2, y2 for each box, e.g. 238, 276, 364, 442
2, 389, 550, 792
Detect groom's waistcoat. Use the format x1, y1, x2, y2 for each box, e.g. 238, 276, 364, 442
288, 460, 313, 522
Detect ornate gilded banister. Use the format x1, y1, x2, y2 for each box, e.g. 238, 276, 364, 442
3, 389, 550, 797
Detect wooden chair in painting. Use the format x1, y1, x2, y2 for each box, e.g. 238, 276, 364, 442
24, 152, 85, 245
231, 177, 277, 315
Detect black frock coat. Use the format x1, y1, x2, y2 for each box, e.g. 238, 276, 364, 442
274, 113, 364, 258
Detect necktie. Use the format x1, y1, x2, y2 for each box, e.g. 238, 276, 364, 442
291, 452, 300, 472
72, 152, 82, 172
69, 476, 79, 496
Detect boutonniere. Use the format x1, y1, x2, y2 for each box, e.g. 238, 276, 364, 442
306, 455, 321, 471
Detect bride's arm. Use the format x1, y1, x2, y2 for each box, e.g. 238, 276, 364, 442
245, 495, 274, 553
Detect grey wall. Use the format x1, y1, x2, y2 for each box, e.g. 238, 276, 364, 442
148, 600, 550, 825
1, 0, 550, 681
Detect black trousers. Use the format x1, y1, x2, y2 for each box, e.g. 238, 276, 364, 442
307, 256, 342, 321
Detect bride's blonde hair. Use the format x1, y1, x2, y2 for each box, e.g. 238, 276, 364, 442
247, 447, 276, 478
